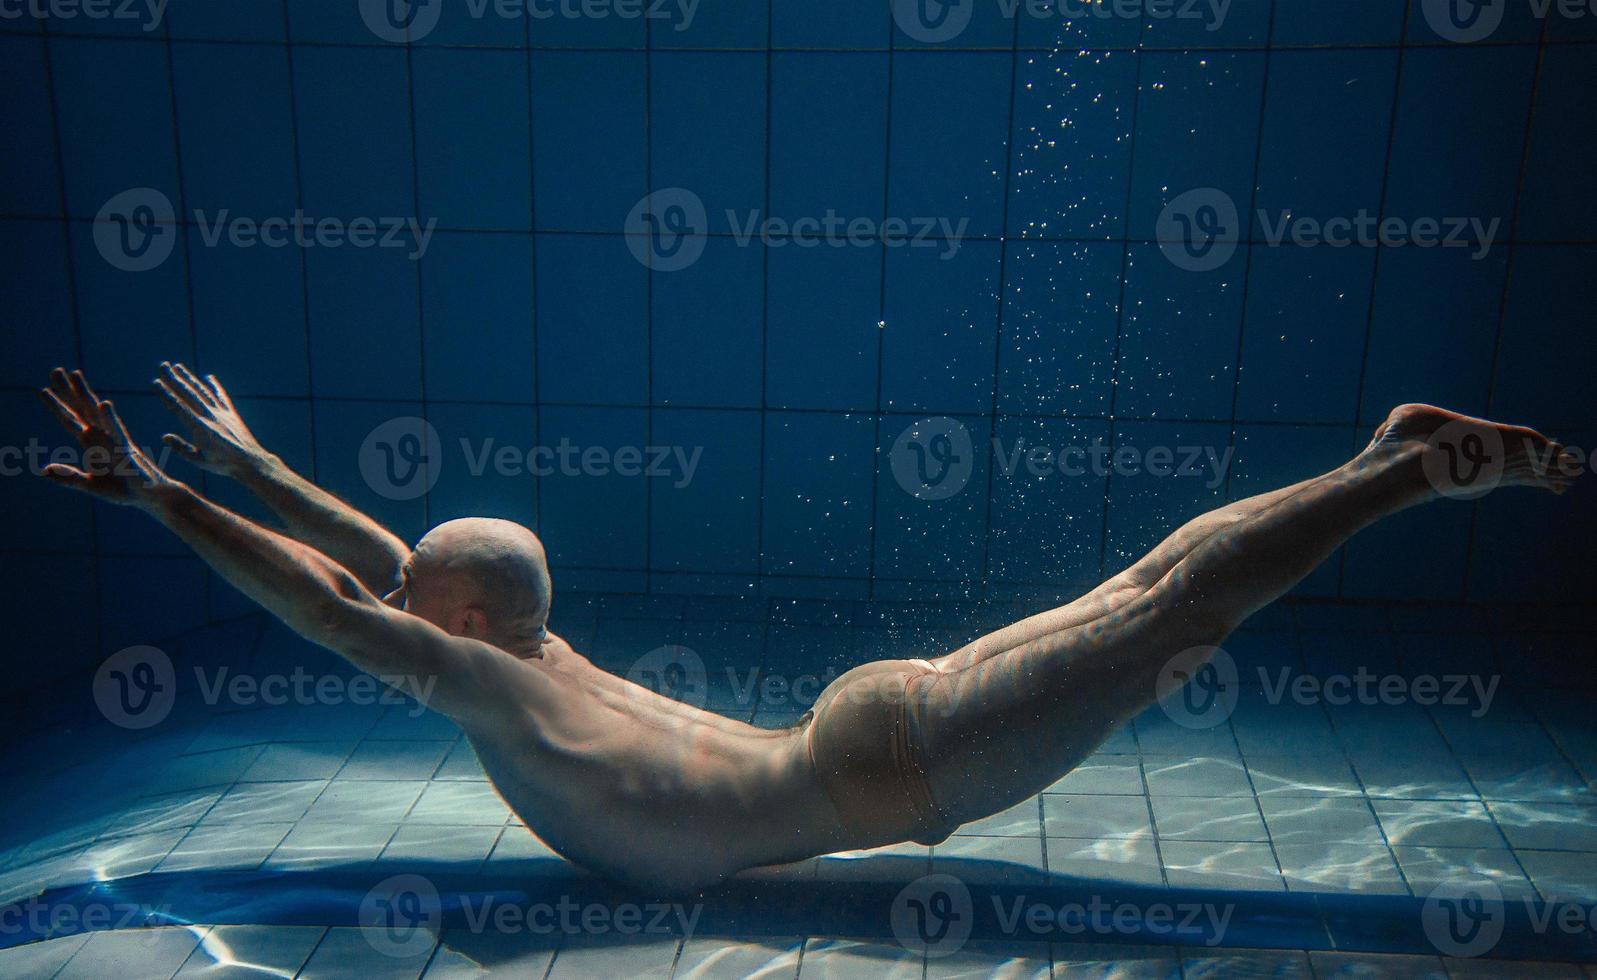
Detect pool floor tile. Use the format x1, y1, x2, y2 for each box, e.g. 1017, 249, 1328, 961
156, 821, 294, 872
1043, 795, 1154, 841
264, 822, 399, 871
1158, 840, 1286, 893
1259, 797, 1385, 846
378, 823, 501, 871
173, 924, 327, 978
1142, 757, 1255, 798
1306, 950, 1447, 979
54, 927, 207, 980
546, 935, 682, 979
298, 926, 436, 980
1044, 837, 1164, 887
1044, 757, 1144, 796
1389, 845, 1537, 900
953, 797, 1043, 838
924, 940, 1050, 979
1274, 841, 1408, 895
1050, 943, 1181, 979
1516, 849, 1597, 904
667, 936, 803, 980
1150, 796, 1269, 843
0, 933, 92, 980
797, 938, 922, 979
931, 834, 1047, 885
1371, 799, 1505, 849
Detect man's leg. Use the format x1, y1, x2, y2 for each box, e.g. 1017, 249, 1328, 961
915, 405, 1573, 824
935, 471, 1327, 675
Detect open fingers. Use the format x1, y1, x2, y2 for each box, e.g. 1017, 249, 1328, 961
101, 400, 137, 451
204, 373, 236, 412
155, 376, 208, 426
70, 370, 103, 415
49, 368, 91, 418
38, 387, 87, 435
160, 362, 213, 416
172, 362, 218, 411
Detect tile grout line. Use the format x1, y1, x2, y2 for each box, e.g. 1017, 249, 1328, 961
1221, 1, 1278, 505
403, 18, 431, 531
1095, 22, 1148, 582
524, 12, 544, 538
643, 17, 656, 592
861, 8, 897, 604
159, 13, 211, 621
1339, 1, 1412, 597
278, 3, 320, 492
975, 12, 1024, 601
1464, 13, 1554, 600
36, 20, 104, 681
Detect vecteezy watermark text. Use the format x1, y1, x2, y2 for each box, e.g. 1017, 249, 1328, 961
891, 874, 1233, 957
92, 645, 438, 729
0, 898, 174, 937
358, 874, 701, 958
359, 416, 704, 502
93, 188, 436, 272
1155, 645, 1503, 730
891, 0, 1233, 44
358, 0, 701, 43
0, 0, 166, 30
889, 416, 1235, 501
625, 188, 969, 271
1156, 188, 1500, 272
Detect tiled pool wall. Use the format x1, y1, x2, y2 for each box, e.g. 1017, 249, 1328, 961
3, 0, 1594, 688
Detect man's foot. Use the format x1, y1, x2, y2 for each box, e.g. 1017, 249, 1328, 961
1368, 403, 1577, 495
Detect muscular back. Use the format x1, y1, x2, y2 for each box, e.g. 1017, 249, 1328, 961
458, 636, 846, 891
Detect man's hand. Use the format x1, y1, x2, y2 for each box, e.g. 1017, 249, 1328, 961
155, 361, 270, 478
39, 367, 182, 509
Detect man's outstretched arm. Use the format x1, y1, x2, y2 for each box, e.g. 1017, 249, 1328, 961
153, 362, 411, 595
39, 370, 531, 724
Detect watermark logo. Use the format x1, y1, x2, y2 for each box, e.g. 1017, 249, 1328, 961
1155, 645, 1238, 730
892, 874, 974, 957
93, 645, 176, 730
892, 0, 975, 42
1157, 188, 1239, 273
360, 416, 443, 502
94, 188, 176, 273
359, 0, 443, 41
626, 188, 708, 272
1422, 880, 1505, 958
891, 417, 976, 501
1423, 0, 1507, 42
625, 644, 710, 711
360, 874, 442, 958
1421, 419, 1505, 501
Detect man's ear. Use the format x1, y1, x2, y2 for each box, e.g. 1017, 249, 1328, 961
457, 606, 488, 639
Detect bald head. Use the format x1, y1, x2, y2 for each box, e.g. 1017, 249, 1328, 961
402, 518, 552, 656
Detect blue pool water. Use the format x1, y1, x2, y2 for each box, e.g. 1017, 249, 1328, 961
2, 0, 1596, 976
